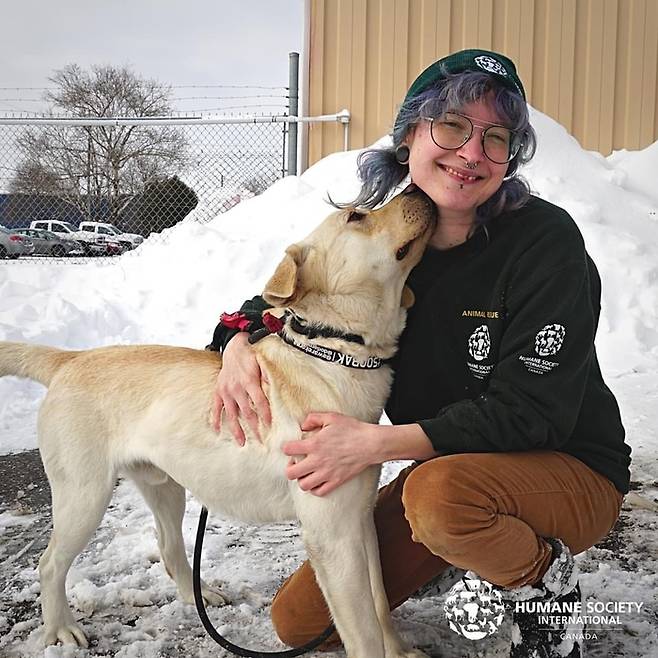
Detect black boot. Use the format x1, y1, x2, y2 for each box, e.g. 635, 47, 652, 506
506, 538, 584, 658
442, 539, 585, 656
509, 581, 583, 657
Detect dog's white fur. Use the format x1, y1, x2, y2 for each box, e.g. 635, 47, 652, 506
0, 190, 435, 658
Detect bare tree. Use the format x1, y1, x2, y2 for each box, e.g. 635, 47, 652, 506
11, 65, 189, 226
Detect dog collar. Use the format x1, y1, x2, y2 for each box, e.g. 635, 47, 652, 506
246, 310, 388, 370
248, 309, 365, 347
287, 310, 365, 345
277, 330, 388, 370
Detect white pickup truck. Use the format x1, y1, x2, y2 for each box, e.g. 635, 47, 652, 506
78, 222, 144, 251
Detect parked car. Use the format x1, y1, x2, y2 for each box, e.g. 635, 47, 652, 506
0, 225, 34, 259
29, 220, 105, 256
14, 228, 84, 257
77, 221, 144, 251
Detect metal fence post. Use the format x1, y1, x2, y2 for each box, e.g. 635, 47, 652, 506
287, 52, 299, 176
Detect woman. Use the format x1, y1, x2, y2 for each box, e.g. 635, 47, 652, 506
208, 49, 630, 658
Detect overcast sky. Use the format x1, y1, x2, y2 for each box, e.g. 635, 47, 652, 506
1, 0, 304, 115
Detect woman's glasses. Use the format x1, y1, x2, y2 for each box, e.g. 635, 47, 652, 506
424, 112, 523, 164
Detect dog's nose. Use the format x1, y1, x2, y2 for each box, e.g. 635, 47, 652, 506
402, 183, 419, 195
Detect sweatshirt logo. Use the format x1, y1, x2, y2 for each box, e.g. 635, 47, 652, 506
535, 324, 566, 357
468, 325, 491, 362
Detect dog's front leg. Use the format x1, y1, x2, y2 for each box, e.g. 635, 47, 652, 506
294, 481, 386, 658
362, 512, 429, 658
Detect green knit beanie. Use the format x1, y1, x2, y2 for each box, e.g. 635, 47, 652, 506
395, 49, 526, 132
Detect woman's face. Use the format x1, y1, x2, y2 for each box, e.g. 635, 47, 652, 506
405, 98, 510, 222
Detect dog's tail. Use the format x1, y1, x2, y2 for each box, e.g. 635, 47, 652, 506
0, 341, 79, 387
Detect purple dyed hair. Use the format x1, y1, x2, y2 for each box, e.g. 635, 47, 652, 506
339, 69, 537, 221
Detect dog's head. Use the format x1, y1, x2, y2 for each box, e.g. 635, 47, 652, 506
262, 185, 436, 347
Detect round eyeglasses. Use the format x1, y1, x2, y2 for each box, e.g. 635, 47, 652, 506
424, 112, 523, 164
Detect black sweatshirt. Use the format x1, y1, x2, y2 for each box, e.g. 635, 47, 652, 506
209, 196, 631, 494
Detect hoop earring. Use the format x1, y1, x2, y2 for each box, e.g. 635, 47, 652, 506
395, 144, 410, 165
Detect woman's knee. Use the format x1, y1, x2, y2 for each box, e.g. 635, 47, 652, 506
401, 456, 492, 553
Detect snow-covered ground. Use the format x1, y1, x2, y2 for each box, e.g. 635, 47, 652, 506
1, 108, 657, 657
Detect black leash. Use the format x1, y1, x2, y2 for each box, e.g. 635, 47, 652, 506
193, 506, 336, 657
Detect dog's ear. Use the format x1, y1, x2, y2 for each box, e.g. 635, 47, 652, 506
401, 285, 415, 309
262, 244, 305, 306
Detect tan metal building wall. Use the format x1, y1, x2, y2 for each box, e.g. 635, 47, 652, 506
304, 0, 658, 166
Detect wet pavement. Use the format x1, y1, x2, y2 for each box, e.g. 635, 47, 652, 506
0, 449, 53, 653
0, 449, 51, 512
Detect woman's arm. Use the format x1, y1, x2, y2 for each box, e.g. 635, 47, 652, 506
209, 295, 273, 445
212, 332, 272, 445
283, 413, 437, 496
206, 295, 272, 352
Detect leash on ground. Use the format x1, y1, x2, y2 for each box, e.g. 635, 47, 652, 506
193, 506, 336, 657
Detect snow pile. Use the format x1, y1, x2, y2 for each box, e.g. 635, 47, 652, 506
523, 109, 658, 374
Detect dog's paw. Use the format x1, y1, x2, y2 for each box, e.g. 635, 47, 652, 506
181, 581, 229, 607
43, 622, 89, 647
201, 582, 229, 606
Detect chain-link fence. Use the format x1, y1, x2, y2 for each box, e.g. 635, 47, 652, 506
0, 112, 350, 261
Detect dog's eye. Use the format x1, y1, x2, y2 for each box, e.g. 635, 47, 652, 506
347, 210, 365, 223
396, 242, 412, 261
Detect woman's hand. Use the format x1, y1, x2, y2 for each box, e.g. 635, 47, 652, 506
283, 412, 382, 496
212, 332, 272, 446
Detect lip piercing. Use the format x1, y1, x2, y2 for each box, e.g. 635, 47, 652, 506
464, 161, 477, 170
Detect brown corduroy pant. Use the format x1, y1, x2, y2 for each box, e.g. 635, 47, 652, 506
271, 450, 623, 647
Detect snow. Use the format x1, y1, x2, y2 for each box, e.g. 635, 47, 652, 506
1, 107, 657, 656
